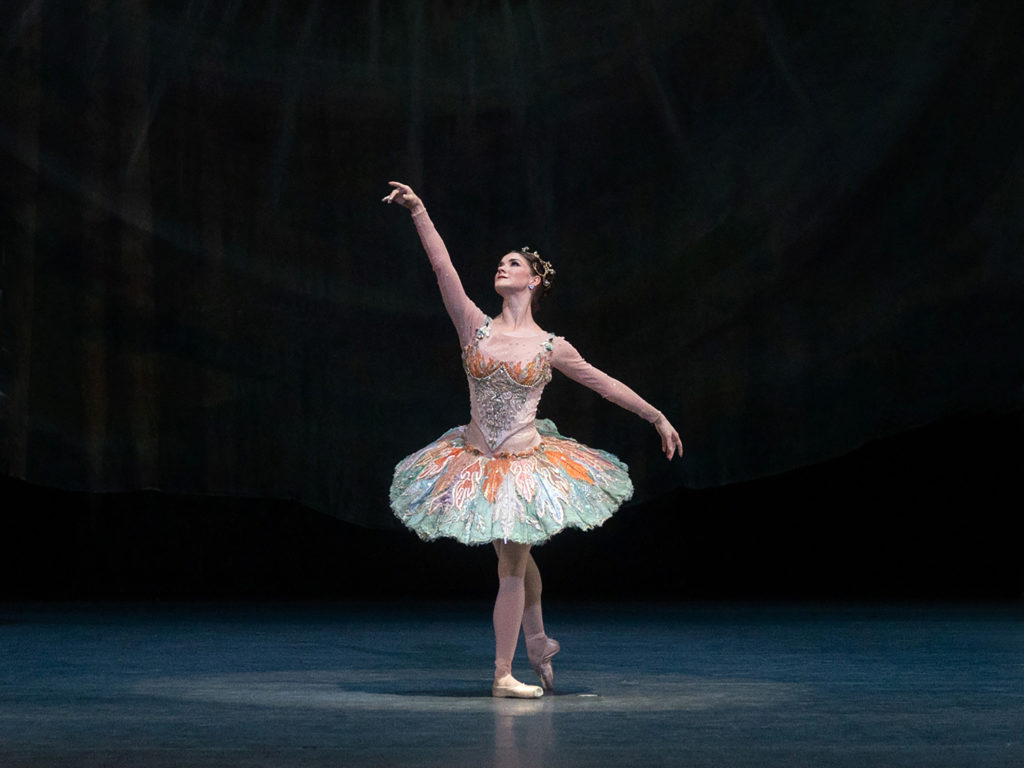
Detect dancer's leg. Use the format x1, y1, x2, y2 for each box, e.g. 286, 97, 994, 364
523, 553, 543, 607
491, 541, 542, 698
521, 553, 560, 690
493, 573, 524, 679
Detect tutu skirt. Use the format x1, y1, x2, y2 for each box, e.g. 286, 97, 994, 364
390, 419, 633, 545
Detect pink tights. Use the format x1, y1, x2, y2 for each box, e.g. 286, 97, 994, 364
492, 544, 558, 683
492, 576, 525, 679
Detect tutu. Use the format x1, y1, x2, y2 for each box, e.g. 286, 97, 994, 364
390, 418, 633, 545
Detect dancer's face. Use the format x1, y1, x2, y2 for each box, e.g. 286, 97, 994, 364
494, 252, 540, 295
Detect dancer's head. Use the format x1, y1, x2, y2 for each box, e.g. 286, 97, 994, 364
494, 248, 555, 309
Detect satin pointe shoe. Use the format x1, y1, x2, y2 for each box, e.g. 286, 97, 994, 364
529, 637, 560, 691
492, 674, 544, 699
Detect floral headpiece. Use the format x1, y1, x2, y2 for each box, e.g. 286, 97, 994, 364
518, 246, 556, 288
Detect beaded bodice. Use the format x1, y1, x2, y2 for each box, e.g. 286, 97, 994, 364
462, 318, 555, 453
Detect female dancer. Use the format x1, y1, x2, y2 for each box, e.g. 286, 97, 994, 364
384, 181, 682, 698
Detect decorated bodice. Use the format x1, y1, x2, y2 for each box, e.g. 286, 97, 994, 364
462, 317, 555, 453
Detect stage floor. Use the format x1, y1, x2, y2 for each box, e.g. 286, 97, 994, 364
2, 601, 1022, 767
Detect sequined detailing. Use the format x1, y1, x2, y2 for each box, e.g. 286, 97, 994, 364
462, 319, 554, 452
469, 372, 529, 452
463, 342, 552, 386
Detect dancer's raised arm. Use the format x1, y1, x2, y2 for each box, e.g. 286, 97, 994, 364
383, 181, 484, 345
552, 338, 684, 459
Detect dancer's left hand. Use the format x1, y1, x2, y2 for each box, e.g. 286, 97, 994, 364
655, 416, 684, 460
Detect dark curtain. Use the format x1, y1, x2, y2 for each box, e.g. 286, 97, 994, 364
2, 1, 1022, 529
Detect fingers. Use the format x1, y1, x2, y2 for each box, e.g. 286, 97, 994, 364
672, 435, 684, 460
661, 429, 683, 460
383, 182, 400, 203
383, 181, 414, 205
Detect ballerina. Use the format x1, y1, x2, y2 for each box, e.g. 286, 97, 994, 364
384, 181, 682, 697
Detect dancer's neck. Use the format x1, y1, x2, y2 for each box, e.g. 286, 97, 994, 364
498, 296, 539, 333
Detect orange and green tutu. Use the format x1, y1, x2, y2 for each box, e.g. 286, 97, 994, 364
389, 419, 633, 545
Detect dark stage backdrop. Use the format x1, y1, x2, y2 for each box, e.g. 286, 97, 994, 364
2, 1, 1023, 530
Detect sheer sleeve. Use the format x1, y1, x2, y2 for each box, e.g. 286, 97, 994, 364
411, 208, 486, 346
550, 337, 663, 423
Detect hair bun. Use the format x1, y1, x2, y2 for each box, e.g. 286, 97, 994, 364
517, 247, 556, 291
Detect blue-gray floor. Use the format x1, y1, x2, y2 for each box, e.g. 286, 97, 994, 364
2, 601, 1022, 767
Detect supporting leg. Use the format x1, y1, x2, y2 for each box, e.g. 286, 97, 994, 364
492, 574, 525, 679
491, 541, 542, 698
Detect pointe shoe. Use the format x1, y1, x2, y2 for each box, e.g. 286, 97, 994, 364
529, 637, 560, 691
492, 674, 543, 699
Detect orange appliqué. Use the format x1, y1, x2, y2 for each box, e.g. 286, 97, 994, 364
545, 449, 596, 484
481, 458, 512, 503
463, 346, 549, 386
416, 444, 466, 480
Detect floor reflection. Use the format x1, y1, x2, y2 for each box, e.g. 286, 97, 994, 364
492, 698, 553, 768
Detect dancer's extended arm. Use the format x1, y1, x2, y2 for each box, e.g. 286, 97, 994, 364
552, 338, 683, 459
383, 181, 484, 345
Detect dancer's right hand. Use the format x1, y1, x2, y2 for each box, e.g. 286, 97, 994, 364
382, 181, 423, 212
